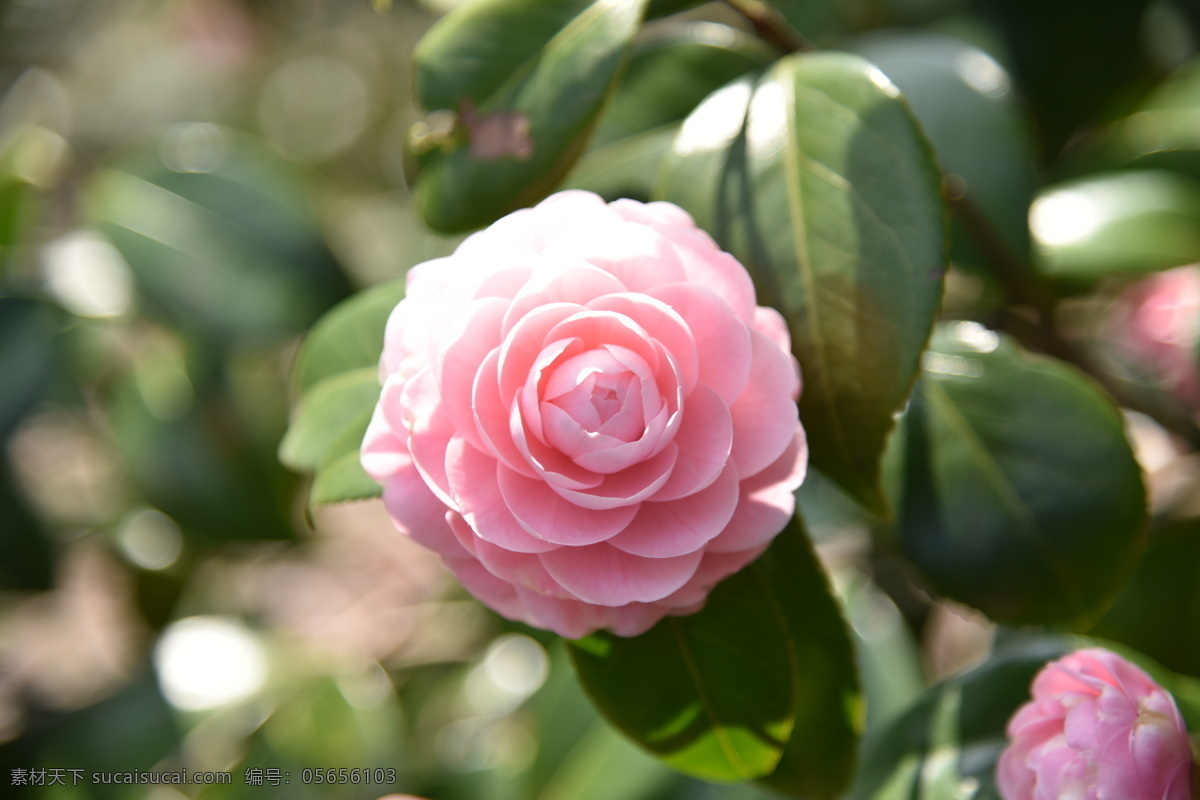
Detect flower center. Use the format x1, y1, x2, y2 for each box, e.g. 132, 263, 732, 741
590, 381, 624, 425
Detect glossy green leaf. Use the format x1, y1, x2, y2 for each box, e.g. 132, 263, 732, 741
569, 519, 859, 796
563, 124, 678, 201
279, 367, 378, 472
847, 636, 1077, 800
282, 277, 404, 506
592, 23, 774, 148
1031, 171, 1200, 286
753, 519, 861, 799
411, 0, 648, 232
567, 21, 772, 201
656, 52, 946, 513
847, 32, 1035, 269
889, 323, 1147, 625
292, 278, 404, 394
309, 393, 382, 507
1113, 58, 1200, 169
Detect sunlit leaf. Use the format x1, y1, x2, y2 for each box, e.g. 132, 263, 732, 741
292, 278, 404, 394
279, 368, 378, 472
657, 52, 946, 513
570, 519, 859, 796
1031, 171, 1200, 286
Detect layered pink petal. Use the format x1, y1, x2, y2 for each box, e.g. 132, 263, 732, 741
541, 218, 687, 292
650, 282, 752, 404
587, 293, 699, 394
398, 368, 456, 508
498, 302, 586, 402
997, 649, 1193, 800
729, 328, 802, 478
361, 395, 410, 482
472, 347, 538, 478
501, 262, 626, 334
436, 297, 507, 453
653, 383, 733, 501
497, 465, 638, 545
363, 190, 809, 638
609, 197, 696, 230
538, 542, 704, 606
707, 425, 806, 554
445, 438, 557, 553
608, 464, 739, 558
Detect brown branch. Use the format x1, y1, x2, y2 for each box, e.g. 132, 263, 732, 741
946, 183, 1200, 449
722, 0, 814, 54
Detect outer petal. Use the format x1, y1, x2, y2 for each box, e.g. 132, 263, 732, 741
445, 438, 557, 553
399, 368, 457, 508
728, 327, 802, 479
436, 296, 507, 453
649, 283, 752, 405
607, 464, 739, 558
653, 383, 733, 501
497, 465, 638, 545
538, 542, 704, 606
541, 219, 687, 292
707, 424, 806, 554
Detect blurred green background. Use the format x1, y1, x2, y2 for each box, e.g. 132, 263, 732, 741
5, 0, 1200, 798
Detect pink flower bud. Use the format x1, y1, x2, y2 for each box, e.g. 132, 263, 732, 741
997, 648, 1193, 800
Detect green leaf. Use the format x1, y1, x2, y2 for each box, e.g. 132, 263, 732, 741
86, 135, 350, 345
569, 519, 859, 796
847, 636, 1076, 800
282, 279, 404, 506
847, 32, 1035, 270
279, 367, 379, 472
0, 296, 59, 439
836, 569, 923, 734
292, 278, 404, 394
592, 23, 775, 148
656, 52, 947, 514
1031, 171, 1200, 286
753, 519, 861, 798
888, 322, 1147, 625
308, 396, 383, 506
566, 21, 773, 201
1093, 520, 1200, 677
411, 0, 649, 232
563, 124, 679, 201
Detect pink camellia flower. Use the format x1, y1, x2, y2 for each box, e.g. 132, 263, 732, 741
361, 191, 806, 638
997, 648, 1193, 800
1114, 266, 1200, 410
